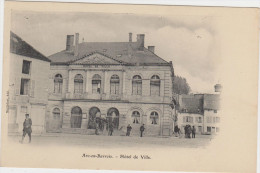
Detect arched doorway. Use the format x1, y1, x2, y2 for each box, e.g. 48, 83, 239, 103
88, 107, 100, 129
107, 108, 119, 130
71, 106, 82, 128
51, 108, 61, 130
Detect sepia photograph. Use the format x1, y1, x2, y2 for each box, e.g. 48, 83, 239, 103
1, 1, 259, 173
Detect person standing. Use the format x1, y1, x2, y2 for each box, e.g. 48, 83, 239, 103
109, 123, 114, 136
126, 124, 132, 136
140, 124, 145, 137
192, 126, 196, 138
20, 114, 32, 143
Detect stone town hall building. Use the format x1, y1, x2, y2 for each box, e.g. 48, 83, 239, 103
46, 33, 175, 136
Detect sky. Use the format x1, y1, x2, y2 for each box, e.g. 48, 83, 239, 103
11, 11, 221, 94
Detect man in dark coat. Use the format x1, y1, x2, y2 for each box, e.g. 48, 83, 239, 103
20, 114, 32, 143
109, 123, 114, 136
126, 124, 132, 136
192, 126, 196, 138
187, 125, 192, 138
140, 124, 145, 137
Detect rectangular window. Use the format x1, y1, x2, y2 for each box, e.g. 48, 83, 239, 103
212, 127, 216, 133
216, 127, 220, 132
213, 117, 216, 123
214, 110, 217, 113
207, 117, 212, 123
207, 126, 211, 132
132, 83, 142, 95
216, 117, 220, 123
198, 117, 202, 123
20, 79, 30, 95
198, 126, 202, 132
92, 81, 101, 94
110, 83, 119, 95
189, 117, 193, 123
22, 60, 31, 74
74, 82, 83, 93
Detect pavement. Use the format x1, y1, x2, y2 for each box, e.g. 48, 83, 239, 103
7, 132, 214, 148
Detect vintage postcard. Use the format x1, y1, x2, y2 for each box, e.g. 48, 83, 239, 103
1, 1, 259, 173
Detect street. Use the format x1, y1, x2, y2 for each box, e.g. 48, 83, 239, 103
7, 133, 214, 148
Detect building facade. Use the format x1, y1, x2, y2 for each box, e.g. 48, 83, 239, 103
203, 94, 221, 134
8, 32, 51, 133
177, 93, 220, 134
177, 94, 204, 134
46, 33, 175, 136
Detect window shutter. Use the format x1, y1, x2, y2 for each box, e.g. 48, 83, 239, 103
30, 80, 35, 97
15, 77, 20, 95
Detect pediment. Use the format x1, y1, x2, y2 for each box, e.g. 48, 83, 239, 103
72, 52, 121, 65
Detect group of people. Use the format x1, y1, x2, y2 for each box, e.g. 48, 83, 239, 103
184, 125, 196, 138
173, 125, 196, 139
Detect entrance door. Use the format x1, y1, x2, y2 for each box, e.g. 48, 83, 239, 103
107, 108, 119, 130
51, 108, 61, 130
71, 107, 82, 128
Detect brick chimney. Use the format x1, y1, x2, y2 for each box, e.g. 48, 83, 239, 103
148, 46, 155, 53
74, 33, 79, 56
66, 35, 74, 51
129, 32, 132, 42
136, 34, 145, 51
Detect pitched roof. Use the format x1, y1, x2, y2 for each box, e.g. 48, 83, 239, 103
48, 42, 170, 65
179, 94, 204, 114
203, 94, 220, 110
10, 31, 51, 62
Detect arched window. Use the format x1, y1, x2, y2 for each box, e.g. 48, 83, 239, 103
71, 106, 82, 128
52, 108, 60, 119
54, 74, 63, 93
150, 75, 160, 96
110, 75, 120, 95
92, 74, 101, 94
150, 111, 159, 125
74, 74, 83, 93
132, 111, 140, 124
132, 75, 142, 95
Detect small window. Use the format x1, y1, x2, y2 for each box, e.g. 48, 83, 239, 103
207, 126, 211, 132
92, 74, 101, 94
110, 75, 120, 95
54, 74, 63, 93
150, 75, 160, 96
216, 117, 220, 123
197, 117, 202, 123
132, 75, 142, 95
22, 60, 31, 74
74, 74, 83, 93
214, 110, 217, 113
132, 111, 140, 124
207, 117, 212, 123
150, 111, 159, 125
20, 79, 30, 95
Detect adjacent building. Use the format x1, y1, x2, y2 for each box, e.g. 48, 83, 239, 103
203, 94, 221, 134
8, 31, 51, 133
46, 33, 175, 136
177, 93, 220, 134
177, 94, 204, 134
